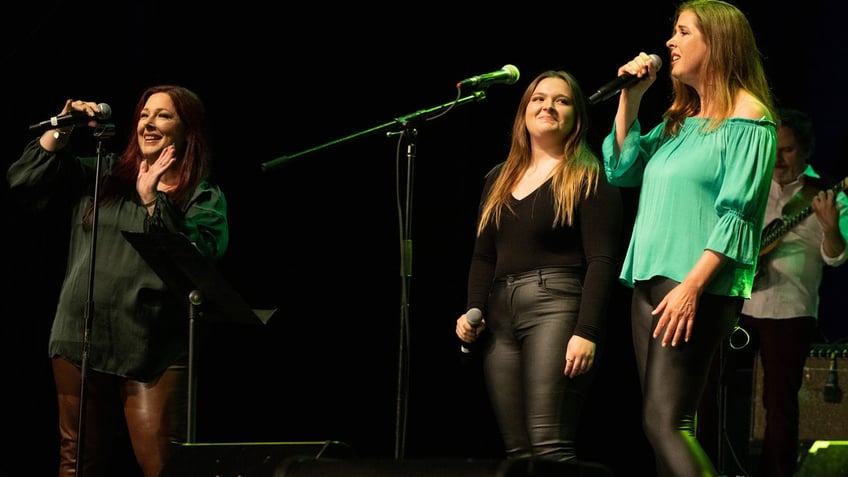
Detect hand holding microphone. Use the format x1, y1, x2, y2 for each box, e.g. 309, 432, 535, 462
457, 307, 484, 354
30, 100, 112, 132
588, 53, 662, 104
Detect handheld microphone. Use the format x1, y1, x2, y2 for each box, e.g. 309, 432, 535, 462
588, 54, 663, 104
457, 65, 520, 89
29, 103, 113, 132
460, 307, 483, 354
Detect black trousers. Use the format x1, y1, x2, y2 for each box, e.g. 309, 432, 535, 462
631, 277, 741, 477
483, 267, 594, 462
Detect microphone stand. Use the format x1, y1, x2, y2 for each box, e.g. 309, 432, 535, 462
75, 123, 116, 477
260, 90, 486, 172
260, 90, 487, 459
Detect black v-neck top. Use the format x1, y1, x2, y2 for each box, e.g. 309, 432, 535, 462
466, 162, 624, 342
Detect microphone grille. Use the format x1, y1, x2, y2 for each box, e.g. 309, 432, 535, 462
502, 64, 520, 84
648, 54, 663, 72
466, 307, 483, 326
96, 103, 112, 120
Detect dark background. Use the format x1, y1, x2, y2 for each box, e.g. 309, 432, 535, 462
3, 1, 847, 476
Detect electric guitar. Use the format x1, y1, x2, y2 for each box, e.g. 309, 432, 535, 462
759, 176, 848, 257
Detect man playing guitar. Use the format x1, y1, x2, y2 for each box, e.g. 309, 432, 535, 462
700, 107, 848, 477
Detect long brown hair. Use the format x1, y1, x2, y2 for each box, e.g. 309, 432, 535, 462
477, 70, 600, 235
663, 0, 776, 136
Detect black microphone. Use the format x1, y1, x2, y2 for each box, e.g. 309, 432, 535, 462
824, 352, 842, 404
588, 54, 663, 104
29, 103, 113, 132
460, 307, 483, 354
457, 65, 520, 89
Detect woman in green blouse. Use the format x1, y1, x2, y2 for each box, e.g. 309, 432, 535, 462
600, 1, 777, 476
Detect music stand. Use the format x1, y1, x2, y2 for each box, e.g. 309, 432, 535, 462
122, 231, 275, 443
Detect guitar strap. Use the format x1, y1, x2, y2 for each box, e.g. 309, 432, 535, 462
802, 175, 827, 194
782, 175, 838, 217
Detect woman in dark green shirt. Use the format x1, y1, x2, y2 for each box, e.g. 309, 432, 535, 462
7, 85, 228, 477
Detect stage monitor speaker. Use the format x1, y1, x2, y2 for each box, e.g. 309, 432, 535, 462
159, 440, 354, 477
796, 440, 848, 477
275, 457, 616, 477
751, 347, 848, 443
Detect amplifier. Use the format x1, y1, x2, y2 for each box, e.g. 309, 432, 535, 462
751, 345, 848, 442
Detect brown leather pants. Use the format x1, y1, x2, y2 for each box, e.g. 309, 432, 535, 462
53, 356, 187, 477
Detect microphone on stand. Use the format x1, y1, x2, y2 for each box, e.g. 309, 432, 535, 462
824, 352, 842, 403
457, 65, 520, 89
29, 103, 112, 132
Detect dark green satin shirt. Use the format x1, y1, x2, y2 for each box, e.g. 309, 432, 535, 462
7, 139, 228, 380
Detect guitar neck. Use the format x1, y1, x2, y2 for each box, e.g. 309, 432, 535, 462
760, 176, 848, 254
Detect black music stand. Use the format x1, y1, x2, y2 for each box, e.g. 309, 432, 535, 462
122, 231, 275, 443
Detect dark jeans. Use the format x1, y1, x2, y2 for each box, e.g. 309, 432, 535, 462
482, 267, 593, 462
53, 356, 187, 477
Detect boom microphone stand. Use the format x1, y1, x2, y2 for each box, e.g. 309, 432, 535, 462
714, 324, 752, 476
75, 123, 116, 477
260, 90, 487, 459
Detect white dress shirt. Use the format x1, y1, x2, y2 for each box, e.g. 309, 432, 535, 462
742, 165, 848, 319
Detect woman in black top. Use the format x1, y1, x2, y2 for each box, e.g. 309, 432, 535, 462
456, 70, 623, 462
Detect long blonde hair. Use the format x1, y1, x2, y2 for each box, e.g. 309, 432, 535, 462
663, 0, 776, 136
477, 70, 600, 235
